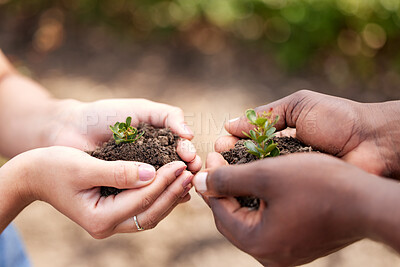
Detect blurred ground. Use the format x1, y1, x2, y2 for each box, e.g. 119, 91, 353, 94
3, 29, 400, 267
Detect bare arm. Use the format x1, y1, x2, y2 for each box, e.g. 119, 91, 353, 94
0, 50, 62, 157
0, 146, 192, 235
0, 50, 201, 172
363, 174, 400, 253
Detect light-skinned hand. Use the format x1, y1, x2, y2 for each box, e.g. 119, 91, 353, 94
0, 146, 193, 237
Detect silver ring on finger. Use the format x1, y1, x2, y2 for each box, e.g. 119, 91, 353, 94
133, 215, 144, 231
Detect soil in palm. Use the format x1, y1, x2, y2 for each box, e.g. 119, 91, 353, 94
89, 123, 182, 197
221, 136, 315, 209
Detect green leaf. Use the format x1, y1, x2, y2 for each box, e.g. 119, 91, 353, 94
257, 135, 269, 144
126, 127, 134, 135
273, 115, 279, 126
248, 150, 261, 157
266, 127, 276, 137
264, 143, 277, 154
245, 109, 257, 123
109, 125, 118, 135
269, 147, 280, 157
126, 116, 132, 126
119, 123, 125, 130
264, 120, 270, 129
242, 131, 252, 139
256, 146, 265, 154
249, 130, 257, 140
255, 117, 268, 126
244, 140, 258, 154
114, 134, 123, 144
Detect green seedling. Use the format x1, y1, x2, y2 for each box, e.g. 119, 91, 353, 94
109, 116, 144, 145
242, 108, 280, 159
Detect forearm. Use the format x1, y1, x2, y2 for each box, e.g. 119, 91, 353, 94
0, 51, 61, 157
360, 174, 400, 252
0, 155, 33, 232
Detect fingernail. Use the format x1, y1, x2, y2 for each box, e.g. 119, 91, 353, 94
229, 117, 240, 123
181, 185, 192, 197
193, 172, 208, 193
175, 166, 187, 177
138, 164, 156, 181
182, 139, 197, 154
182, 175, 194, 188
182, 124, 194, 136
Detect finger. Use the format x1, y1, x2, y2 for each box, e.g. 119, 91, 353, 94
206, 152, 228, 169
224, 93, 299, 138
193, 160, 268, 197
96, 161, 186, 226
72, 149, 157, 188
149, 185, 192, 225
160, 106, 194, 140
177, 139, 197, 162
195, 152, 227, 203
187, 155, 202, 173
214, 136, 239, 153
113, 171, 193, 233
112, 193, 191, 234
135, 102, 194, 140
113, 190, 191, 234
209, 197, 262, 250
276, 127, 296, 138
179, 192, 191, 203
86, 99, 194, 140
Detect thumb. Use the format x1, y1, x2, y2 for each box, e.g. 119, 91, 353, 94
225, 92, 304, 138
193, 162, 264, 197
80, 153, 156, 189
152, 104, 194, 140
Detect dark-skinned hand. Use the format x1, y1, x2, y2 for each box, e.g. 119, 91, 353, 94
216, 90, 400, 178
194, 152, 400, 267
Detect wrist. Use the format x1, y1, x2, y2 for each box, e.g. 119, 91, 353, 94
0, 73, 54, 156
38, 98, 83, 147
360, 101, 400, 178
357, 174, 400, 252
0, 153, 36, 231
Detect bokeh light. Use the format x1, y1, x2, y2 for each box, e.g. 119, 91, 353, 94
0, 0, 399, 72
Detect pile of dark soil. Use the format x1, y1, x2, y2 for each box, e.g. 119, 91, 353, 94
89, 123, 182, 196
221, 136, 315, 209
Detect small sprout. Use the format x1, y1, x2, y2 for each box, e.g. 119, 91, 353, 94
109, 117, 144, 145
242, 108, 280, 159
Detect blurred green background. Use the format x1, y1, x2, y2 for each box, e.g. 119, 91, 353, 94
1, 0, 400, 74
